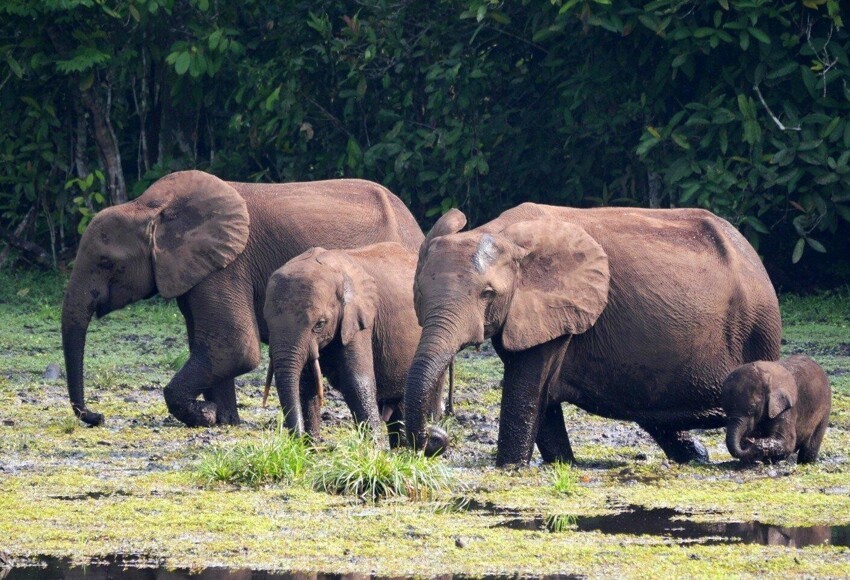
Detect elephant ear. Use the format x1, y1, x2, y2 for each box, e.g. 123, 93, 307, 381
767, 369, 797, 419
415, 209, 467, 321
142, 171, 250, 299
317, 252, 378, 345
418, 208, 467, 265
501, 220, 610, 352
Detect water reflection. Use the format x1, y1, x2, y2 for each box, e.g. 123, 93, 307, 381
493, 505, 850, 547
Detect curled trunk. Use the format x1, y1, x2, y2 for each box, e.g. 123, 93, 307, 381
404, 332, 459, 456
726, 416, 754, 461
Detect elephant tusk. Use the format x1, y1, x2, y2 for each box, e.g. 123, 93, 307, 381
313, 357, 324, 407
446, 357, 455, 416
262, 359, 274, 408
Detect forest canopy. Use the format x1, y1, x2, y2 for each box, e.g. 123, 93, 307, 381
0, 0, 847, 288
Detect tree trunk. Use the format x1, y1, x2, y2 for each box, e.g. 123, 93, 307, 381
79, 88, 127, 206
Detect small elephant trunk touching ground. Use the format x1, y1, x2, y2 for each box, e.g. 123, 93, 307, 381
726, 416, 753, 461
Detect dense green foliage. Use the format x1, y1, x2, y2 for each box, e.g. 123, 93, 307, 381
1, 0, 848, 284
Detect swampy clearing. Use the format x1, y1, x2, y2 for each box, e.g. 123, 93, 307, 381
1, 272, 849, 577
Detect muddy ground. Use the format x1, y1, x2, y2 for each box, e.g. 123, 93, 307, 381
1, 275, 849, 577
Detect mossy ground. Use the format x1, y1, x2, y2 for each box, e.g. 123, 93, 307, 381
1, 271, 849, 577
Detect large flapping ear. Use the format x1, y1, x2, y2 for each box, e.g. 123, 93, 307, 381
316, 252, 378, 345
501, 220, 610, 351
767, 368, 798, 419
141, 171, 250, 298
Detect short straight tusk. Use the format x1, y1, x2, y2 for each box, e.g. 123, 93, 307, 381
446, 357, 455, 415
313, 357, 324, 407
262, 358, 274, 408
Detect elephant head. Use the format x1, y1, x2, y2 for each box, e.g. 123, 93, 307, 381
62, 170, 250, 425
263, 248, 377, 437
722, 362, 797, 462
405, 209, 610, 455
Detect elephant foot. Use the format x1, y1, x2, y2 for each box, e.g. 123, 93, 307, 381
184, 401, 218, 427
202, 384, 240, 426
640, 424, 709, 464
165, 386, 218, 427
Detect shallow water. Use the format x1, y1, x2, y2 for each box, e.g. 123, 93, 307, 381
492, 504, 850, 547
1, 556, 578, 580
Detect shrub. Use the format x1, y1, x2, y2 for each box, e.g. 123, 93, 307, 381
311, 426, 453, 502
550, 461, 579, 495
196, 420, 313, 487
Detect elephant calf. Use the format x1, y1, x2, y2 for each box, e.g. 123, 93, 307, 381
263, 242, 441, 445
723, 355, 831, 464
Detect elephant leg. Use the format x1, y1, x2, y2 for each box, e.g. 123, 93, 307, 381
164, 289, 260, 428
535, 402, 576, 464
639, 424, 709, 464
492, 335, 571, 467
798, 418, 828, 464
202, 378, 240, 426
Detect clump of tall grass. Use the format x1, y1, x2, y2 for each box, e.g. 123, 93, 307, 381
196, 419, 313, 487
550, 461, 579, 495
545, 513, 577, 533
311, 425, 453, 502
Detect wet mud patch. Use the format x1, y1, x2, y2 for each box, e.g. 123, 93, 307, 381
491, 504, 850, 548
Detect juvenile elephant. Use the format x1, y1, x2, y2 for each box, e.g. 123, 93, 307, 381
62, 170, 424, 428
262, 243, 438, 445
405, 203, 781, 465
723, 356, 831, 464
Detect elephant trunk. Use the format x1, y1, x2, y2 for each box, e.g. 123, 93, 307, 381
405, 326, 463, 456
61, 275, 103, 426
272, 340, 321, 437
726, 416, 754, 460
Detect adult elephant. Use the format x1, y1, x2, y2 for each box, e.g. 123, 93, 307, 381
62, 170, 424, 428
405, 203, 781, 466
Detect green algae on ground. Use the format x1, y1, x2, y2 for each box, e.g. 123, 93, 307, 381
1, 272, 849, 577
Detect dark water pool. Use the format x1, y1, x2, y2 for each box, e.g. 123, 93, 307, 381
492, 504, 850, 547
1, 557, 577, 580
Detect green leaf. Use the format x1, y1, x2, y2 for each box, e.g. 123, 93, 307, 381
671, 133, 690, 150
792, 238, 805, 263
766, 62, 797, 80
174, 51, 191, 75
820, 117, 841, 139
747, 27, 770, 44
647, 126, 661, 139
6, 54, 23, 78
806, 237, 826, 253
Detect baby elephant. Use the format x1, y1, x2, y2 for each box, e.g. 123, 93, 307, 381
723, 355, 831, 464
263, 242, 439, 446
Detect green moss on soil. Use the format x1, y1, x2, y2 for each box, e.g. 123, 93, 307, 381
1, 273, 849, 576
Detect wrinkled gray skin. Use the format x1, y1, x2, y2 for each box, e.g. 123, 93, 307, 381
61, 170, 423, 428
406, 203, 782, 466
264, 243, 442, 446
724, 356, 831, 464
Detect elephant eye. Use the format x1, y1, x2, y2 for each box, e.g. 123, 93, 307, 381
481, 287, 496, 299
313, 319, 327, 332
98, 257, 114, 270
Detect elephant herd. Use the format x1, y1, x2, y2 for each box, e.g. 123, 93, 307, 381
61, 170, 832, 467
